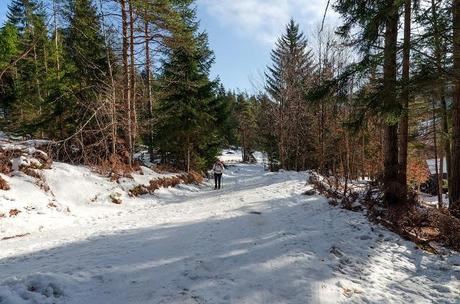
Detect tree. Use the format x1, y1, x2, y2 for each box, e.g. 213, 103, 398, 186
398, 0, 412, 201
234, 93, 257, 162
0, 22, 19, 122
266, 19, 315, 171
450, 0, 460, 216
4, 0, 50, 134
153, 6, 219, 171
334, 0, 405, 204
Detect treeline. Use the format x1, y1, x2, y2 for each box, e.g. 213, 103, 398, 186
234, 0, 460, 217
0, 0, 232, 171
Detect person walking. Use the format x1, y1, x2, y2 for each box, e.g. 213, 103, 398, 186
212, 160, 224, 190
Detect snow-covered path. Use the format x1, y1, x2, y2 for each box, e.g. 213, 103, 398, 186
1, 164, 460, 303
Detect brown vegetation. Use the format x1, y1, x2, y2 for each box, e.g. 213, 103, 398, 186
0, 175, 10, 190
311, 171, 460, 253
94, 154, 142, 181
129, 171, 203, 197
9, 209, 21, 217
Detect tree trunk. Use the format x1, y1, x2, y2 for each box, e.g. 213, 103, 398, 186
440, 95, 451, 203
383, 0, 401, 205
432, 98, 442, 205
186, 136, 191, 173
143, 4, 154, 162
431, 0, 452, 205
99, 0, 117, 155
129, 0, 137, 153
120, 0, 132, 164
450, 0, 460, 216
398, 0, 411, 200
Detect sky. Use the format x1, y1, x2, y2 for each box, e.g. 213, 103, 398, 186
0, 0, 338, 93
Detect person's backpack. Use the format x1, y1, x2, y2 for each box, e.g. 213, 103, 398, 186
214, 163, 223, 173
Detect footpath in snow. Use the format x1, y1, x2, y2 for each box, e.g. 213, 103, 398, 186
1, 163, 460, 303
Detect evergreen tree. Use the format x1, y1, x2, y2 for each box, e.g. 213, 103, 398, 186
153, 7, 219, 171
0, 22, 19, 123
234, 93, 257, 162
5, 0, 50, 134
265, 19, 315, 171
64, 0, 108, 89
334, 0, 405, 204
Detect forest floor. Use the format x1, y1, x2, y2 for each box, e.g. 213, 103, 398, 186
1, 162, 460, 303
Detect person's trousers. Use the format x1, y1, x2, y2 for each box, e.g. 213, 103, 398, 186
214, 173, 222, 189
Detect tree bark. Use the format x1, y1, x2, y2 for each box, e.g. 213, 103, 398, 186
120, 0, 132, 164
99, 0, 117, 155
398, 0, 411, 200
143, 3, 154, 162
129, 0, 137, 146
383, 0, 401, 205
431, 0, 452, 204
450, 0, 460, 216
432, 98, 442, 205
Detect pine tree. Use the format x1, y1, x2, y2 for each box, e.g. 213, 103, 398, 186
0, 22, 19, 123
154, 6, 219, 171
64, 0, 108, 88
5, 0, 50, 134
266, 19, 315, 171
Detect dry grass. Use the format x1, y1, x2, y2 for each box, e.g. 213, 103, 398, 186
365, 188, 460, 253
9, 209, 21, 217
110, 193, 122, 205
311, 171, 460, 253
130, 171, 204, 197
153, 164, 182, 174
129, 185, 149, 197
94, 154, 142, 180
0, 175, 10, 190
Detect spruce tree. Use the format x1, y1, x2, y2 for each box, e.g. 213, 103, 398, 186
64, 0, 108, 89
0, 23, 19, 123
154, 7, 219, 171
5, 0, 50, 134
265, 19, 315, 171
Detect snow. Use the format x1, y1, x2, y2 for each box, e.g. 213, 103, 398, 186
419, 193, 450, 207
427, 158, 448, 175
218, 148, 267, 165
0, 163, 459, 303
219, 148, 243, 163
0, 161, 181, 241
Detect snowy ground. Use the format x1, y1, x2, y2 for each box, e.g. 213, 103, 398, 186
1, 163, 460, 303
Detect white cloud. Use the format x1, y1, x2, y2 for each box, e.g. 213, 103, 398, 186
198, 0, 339, 45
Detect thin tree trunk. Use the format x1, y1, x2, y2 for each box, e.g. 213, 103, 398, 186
383, 0, 401, 205
362, 133, 366, 180
186, 136, 191, 173
450, 0, 460, 216
53, 0, 64, 138
431, 0, 452, 204
440, 95, 451, 203
439, 142, 444, 207
100, 0, 117, 155
129, 0, 137, 146
143, 3, 154, 162
398, 0, 411, 200
121, 0, 132, 164
432, 99, 442, 205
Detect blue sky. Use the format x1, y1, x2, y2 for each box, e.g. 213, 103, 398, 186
0, 0, 336, 92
